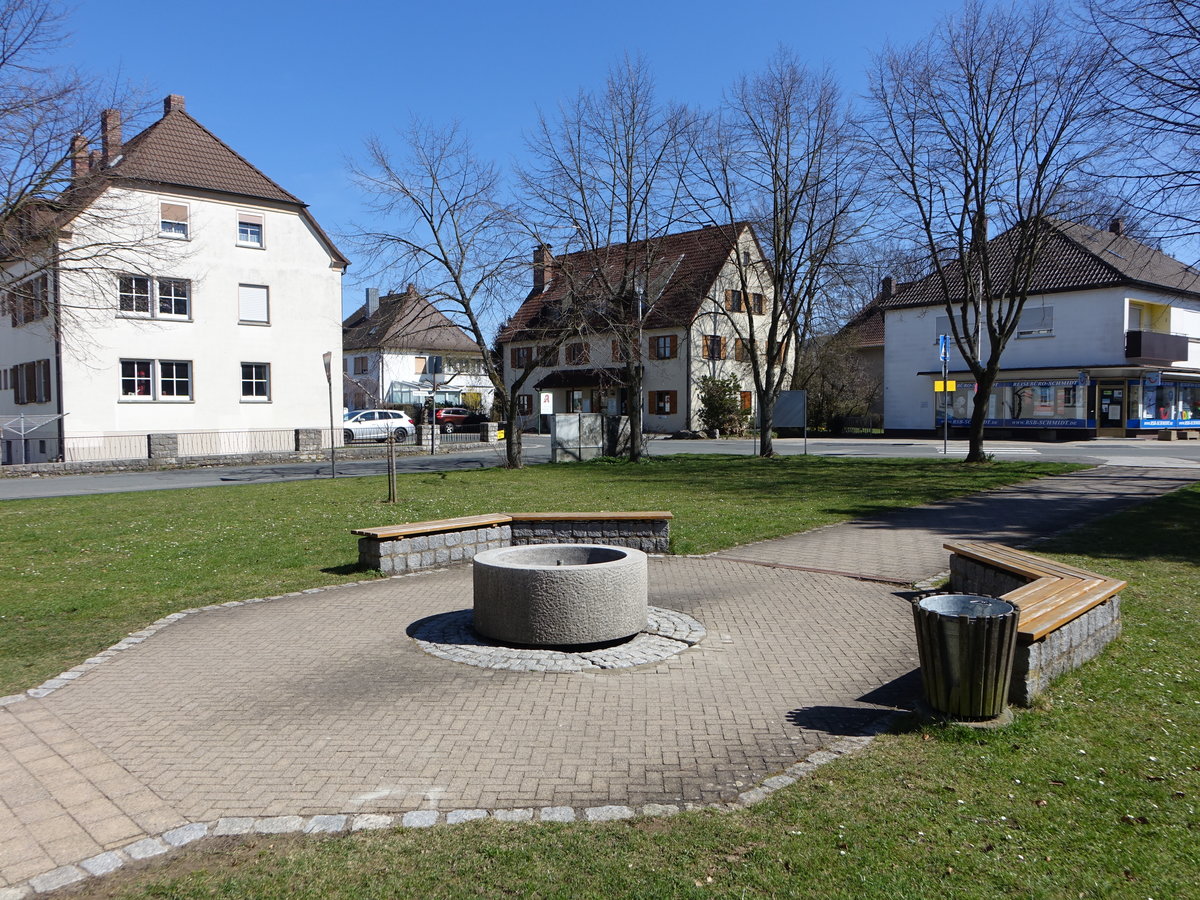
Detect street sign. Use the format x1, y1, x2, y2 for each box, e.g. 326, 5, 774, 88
938, 334, 951, 363
934, 380, 957, 392
539, 392, 554, 414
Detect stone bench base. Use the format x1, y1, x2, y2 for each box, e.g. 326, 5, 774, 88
355, 512, 671, 575
948, 548, 1123, 706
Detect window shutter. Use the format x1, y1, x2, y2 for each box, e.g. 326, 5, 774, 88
161, 202, 188, 222
37, 359, 50, 402
669, 334, 677, 357
648, 339, 659, 360
239, 212, 264, 226
238, 284, 269, 323
719, 336, 727, 359
612, 340, 621, 362
741, 391, 753, 411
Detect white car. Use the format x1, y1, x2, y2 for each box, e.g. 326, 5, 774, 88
343, 409, 415, 443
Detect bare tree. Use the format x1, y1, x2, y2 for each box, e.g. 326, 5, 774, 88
687, 51, 870, 456
521, 55, 691, 461
0, 0, 157, 337
1086, 0, 1200, 235
350, 120, 566, 468
868, 0, 1116, 462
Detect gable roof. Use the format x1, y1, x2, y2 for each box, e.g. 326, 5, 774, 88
63, 96, 348, 268
882, 218, 1200, 310
499, 223, 754, 344
344, 287, 480, 353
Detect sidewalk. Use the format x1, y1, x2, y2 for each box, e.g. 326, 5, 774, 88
0, 465, 1194, 893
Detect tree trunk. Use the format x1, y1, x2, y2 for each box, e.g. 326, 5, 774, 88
503, 396, 524, 468
965, 368, 997, 463
625, 358, 645, 462
758, 399, 775, 457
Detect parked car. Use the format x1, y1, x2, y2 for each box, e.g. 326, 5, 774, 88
434, 407, 487, 432
343, 409, 414, 443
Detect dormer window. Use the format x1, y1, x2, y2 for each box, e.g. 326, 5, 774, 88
160, 202, 189, 239
237, 212, 264, 248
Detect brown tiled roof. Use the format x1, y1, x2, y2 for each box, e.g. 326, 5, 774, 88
344, 288, 480, 353
60, 97, 348, 267
499, 223, 752, 344
882, 218, 1200, 310
111, 106, 302, 205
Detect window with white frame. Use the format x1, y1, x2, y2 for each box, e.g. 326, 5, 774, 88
118, 276, 191, 319
120, 359, 193, 401
237, 212, 264, 247
241, 363, 270, 400
1017, 305, 1054, 337
160, 202, 189, 238
158, 361, 192, 399
13, 360, 51, 404
238, 284, 269, 324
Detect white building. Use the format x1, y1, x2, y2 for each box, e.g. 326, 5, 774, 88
342, 286, 494, 413
1, 95, 347, 464
875, 218, 1200, 438
498, 224, 777, 433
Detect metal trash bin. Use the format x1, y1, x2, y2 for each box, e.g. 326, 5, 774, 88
912, 593, 1018, 720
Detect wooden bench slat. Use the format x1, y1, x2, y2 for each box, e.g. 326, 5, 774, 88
506, 511, 673, 522
944, 539, 1125, 643
1018, 580, 1126, 642
352, 514, 512, 539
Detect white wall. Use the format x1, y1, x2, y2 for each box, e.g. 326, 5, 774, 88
55, 185, 342, 436
883, 286, 1200, 429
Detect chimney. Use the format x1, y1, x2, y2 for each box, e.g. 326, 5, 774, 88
163, 94, 186, 115
533, 244, 553, 293
88, 149, 101, 170
100, 109, 122, 164
365, 287, 380, 317
1110, 216, 1124, 236
70, 134, 91, 179
881, 275, 894, 301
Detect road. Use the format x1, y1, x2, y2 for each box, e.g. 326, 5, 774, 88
1, 434, 1197, 501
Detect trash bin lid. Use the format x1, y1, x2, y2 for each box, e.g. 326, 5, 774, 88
917, 593, 1015, 617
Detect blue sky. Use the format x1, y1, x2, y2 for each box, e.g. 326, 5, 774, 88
53, 0, 966, 314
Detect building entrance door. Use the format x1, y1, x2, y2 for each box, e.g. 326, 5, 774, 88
1097, 382, 1126, 436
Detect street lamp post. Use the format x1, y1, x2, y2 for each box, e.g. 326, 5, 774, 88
322, 351, 337, 478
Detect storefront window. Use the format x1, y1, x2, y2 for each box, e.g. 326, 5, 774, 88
945, 379, 1087, 427
1142, 381, 1199, 423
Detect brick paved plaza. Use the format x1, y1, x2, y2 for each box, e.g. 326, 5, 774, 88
1, 466, 1195, 894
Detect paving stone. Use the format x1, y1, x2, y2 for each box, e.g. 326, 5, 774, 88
305, 815, 347, 834
350, 814, 393, 831
401, 811, 438, 828
124, 838, 169, 860
28, 866, 86, 892
162, 822, 208, 846
640, 804, 680, 817
761, 775, 797, 791
254, 816, 304, 834
80, 850, 127, 876
446, 809, 488, 824
492, 809, 533, 823
213, 817, 255, 836
584, 805, 634, 822
0, 886, 33, 900
539, 807, 576, 823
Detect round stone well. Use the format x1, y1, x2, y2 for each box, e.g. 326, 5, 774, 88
472, 543, 648, 647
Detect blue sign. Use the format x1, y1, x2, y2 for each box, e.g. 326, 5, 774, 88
938, 334, 950, 363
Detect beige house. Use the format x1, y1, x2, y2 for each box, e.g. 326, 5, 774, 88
498, 223, 777, 433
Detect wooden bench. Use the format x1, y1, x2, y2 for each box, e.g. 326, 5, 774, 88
943, 540, 1125, 704
354, 511, 672, 575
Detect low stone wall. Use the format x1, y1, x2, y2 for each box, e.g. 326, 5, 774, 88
1009, 596, 1121, 705
509, 517, 669, 554
356, 513, 672, 575
949, 553, 1122, 706
359, 525, 512, 576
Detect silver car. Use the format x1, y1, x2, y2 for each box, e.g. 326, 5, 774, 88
342, 409, 415, 443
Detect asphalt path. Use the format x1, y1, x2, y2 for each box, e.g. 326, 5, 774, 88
1, 434, 1197, 501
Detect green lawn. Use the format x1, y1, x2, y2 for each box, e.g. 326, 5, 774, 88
56, 477, 1199, 900
0, 456, 1074, 696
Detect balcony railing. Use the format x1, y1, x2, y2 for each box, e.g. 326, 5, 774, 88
1125, 329, 1189, 363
